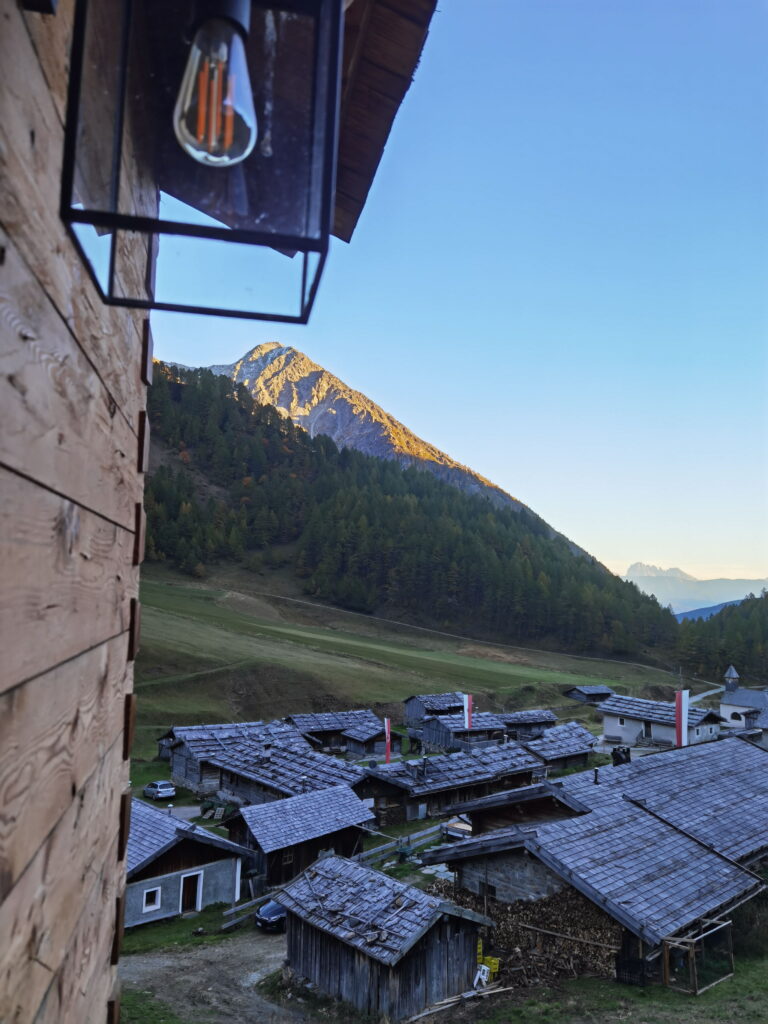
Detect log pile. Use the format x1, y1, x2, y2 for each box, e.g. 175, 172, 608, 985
427, 880, 622, 985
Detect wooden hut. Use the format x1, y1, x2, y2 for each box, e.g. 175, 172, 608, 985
226, 786, 373, 889
563, 684, 615, 705
212, 743, 368, 806
422, 712, 508, 752
286, 710, 384, 754
501, 709, 558, 740
422, 796, 763, 991
446, 781, 591, 834
159, 721, 310, 795
343, 722, 403, 760
366, 744, 543, 825
278, 856, 491, 1021
520, 722, 597, 771
403, 692, 465, 729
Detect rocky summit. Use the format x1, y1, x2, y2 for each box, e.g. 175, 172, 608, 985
208, 342, 528, 513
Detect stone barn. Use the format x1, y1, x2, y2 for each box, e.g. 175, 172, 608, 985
278, 856, 491, 1021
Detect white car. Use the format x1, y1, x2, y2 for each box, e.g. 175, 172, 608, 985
143, 780, 176, 800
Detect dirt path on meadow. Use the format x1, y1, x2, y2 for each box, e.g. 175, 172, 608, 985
119, 930, 308, 1024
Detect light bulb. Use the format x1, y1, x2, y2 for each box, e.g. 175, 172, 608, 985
173, 16, 258, 167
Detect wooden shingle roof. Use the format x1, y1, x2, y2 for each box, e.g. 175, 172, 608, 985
424, 798, 763, 944
427, 712, 508, 733
126, 799, 245, 877
162, 721, 310, 759
237, 786, 374, 853
404, 692, 464, 711
502, 709, 559, 725
277, 856, 490, 965
210, 743, 366, 796
368, 743, 542, 796
521, 722, 596, 763
597, 695, 722, 727
287, 710, 382, 735
561, 736, 768, 863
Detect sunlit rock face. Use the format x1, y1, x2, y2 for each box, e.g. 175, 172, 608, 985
208, 342, 525, 511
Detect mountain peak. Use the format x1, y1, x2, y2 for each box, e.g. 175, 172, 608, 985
205, 343, 547, 522
626, 563, 698, 581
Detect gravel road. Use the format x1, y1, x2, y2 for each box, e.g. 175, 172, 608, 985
119, 930, 310, 1023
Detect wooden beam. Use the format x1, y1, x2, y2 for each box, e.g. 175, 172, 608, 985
0, 227, 143, 531
0, 467, 136, 693
0, 635, 131, 898
0, 3, 146, 423
0, 740, 125, 1023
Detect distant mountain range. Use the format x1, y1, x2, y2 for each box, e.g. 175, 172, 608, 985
674, 601, 742, 623
625, 564, 767, 614
206, 343, 576, 547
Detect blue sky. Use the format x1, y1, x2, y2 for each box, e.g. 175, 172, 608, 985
152, 0, 768, 580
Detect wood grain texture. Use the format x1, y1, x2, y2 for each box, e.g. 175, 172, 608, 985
0, 635, 131, 898
31, 836, 121, 1024
0, 739, 127, 1024
0, 467, 137, 692
0, 228, 143, 530
21, 0, 76, 123
0, 2, 146, 424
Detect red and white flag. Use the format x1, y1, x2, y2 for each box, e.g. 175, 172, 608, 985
384, 717, 391, 764
463, 693, 473, 729
675, 689, 690, 747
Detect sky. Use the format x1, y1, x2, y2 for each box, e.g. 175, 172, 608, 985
152, 0, 768, 581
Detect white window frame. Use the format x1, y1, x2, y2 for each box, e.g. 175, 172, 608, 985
179, 870, 203, 913
142, 887, 161, 913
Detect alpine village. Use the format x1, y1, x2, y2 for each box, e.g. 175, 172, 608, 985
1, 2, 766, 1024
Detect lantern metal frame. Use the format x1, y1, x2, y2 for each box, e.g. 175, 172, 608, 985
60, 0, 343, 323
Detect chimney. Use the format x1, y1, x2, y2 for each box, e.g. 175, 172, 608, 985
422, 756, 428, 779
593, 768, 599, 785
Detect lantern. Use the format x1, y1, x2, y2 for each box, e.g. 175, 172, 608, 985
59, 0, 343, 322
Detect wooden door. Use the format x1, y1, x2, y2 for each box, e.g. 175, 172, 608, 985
180, 873, 201, 912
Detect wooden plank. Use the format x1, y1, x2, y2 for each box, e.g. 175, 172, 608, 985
0, 467, 137, 692
0, 227, 143, 530
0, 635, 131, 899
0, 3, 146, 423
0, 739, 127, 1024
22, 0, 76, 123
31, 840, 121, 1024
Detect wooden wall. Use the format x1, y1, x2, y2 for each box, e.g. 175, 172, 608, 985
0, 1, 150, 1020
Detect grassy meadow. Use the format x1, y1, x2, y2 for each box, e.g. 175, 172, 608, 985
132, 564, 702, 761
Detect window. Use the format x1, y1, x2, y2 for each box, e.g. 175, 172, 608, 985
478, 881, 496, 900
619, 717, 625, 726
731, 712, 742, 721
142, 887, 161, 913
282, 850, 294, 865
695, 728, 700, 737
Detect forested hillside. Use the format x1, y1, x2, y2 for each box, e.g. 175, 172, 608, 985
145, 366, 678, 658
678, 592, 768, 683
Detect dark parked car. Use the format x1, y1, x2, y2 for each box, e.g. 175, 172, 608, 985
143, 780, 176, 800
255, 899, 287, 932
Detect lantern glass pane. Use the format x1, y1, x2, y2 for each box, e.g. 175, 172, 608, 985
61, 0, 340, 321
120, 1, 321, 242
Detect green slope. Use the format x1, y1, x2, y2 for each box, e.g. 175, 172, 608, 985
133, 569, 695, 761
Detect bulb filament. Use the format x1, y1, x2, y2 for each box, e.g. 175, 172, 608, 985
194, 58, 238, 157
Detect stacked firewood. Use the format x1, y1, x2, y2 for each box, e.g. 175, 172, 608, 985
427, 880, 621, 985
